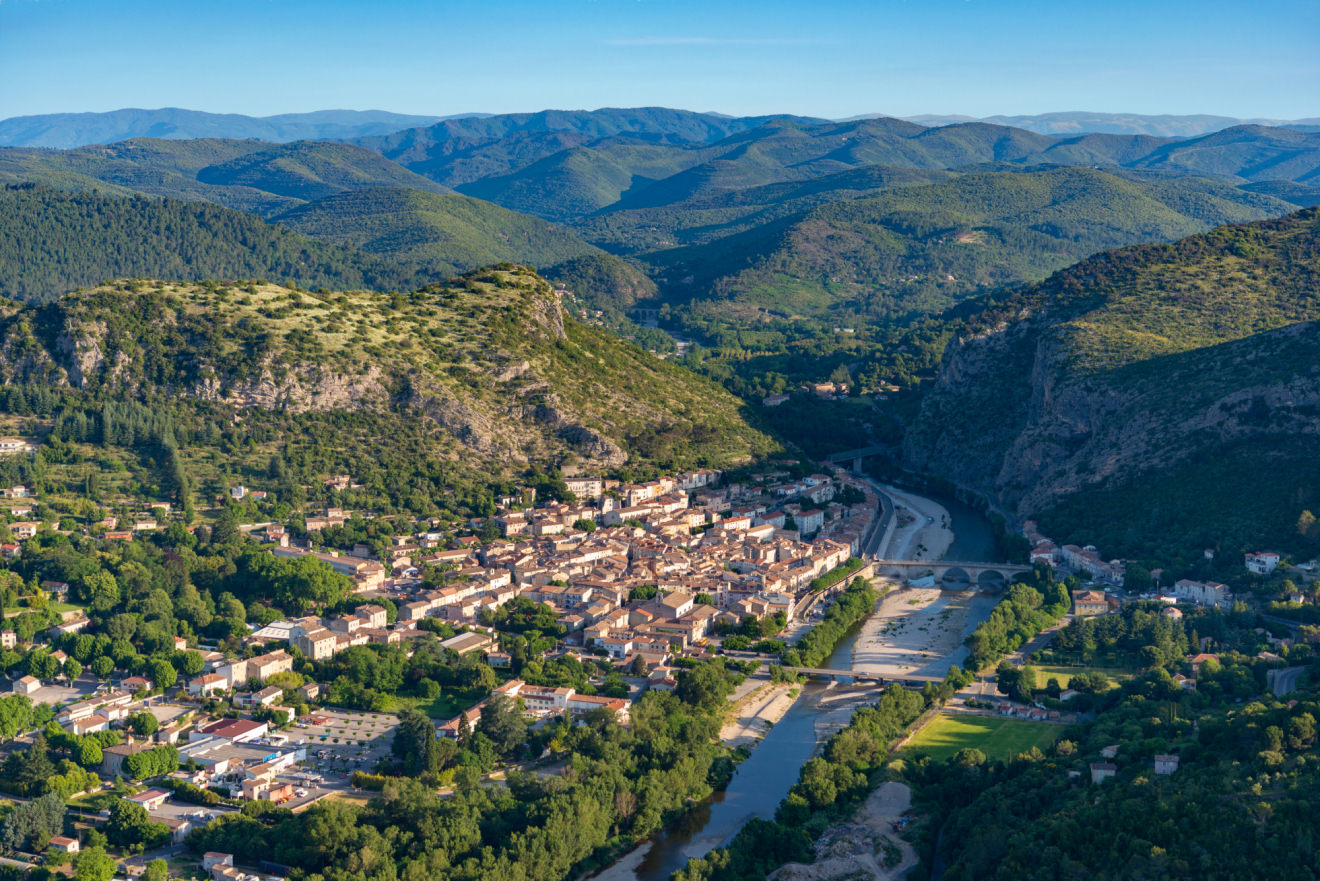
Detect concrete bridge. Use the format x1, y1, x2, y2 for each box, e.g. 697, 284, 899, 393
870, 559, 1034, 590
773, 664, 944, 686
824, 445, 891, 474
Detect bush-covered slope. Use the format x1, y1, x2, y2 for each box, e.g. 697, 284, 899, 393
904, 208, 1320, 558
0, 183, 435, 301
271, 187, 602, 276
540, 253, 659, 314
0, 268, 776, 488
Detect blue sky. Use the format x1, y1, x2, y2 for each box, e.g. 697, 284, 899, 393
1, 0, 1315, 120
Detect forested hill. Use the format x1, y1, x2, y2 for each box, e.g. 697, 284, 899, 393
0, 184, 611, 303
904, 207, 1320, 561
0, 183, 435, 301
641, 167, 1297, 323
270, 187, 603, 277
0, 268, 775, 514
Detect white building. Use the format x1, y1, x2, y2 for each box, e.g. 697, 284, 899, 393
1245, 551, 1280, 576
1172, 579, 1231, 609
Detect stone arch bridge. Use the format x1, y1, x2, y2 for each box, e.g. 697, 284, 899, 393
871, 559, 1034, 591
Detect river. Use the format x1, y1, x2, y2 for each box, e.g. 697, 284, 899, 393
616, 641, 859, 881
596, 487, 998, 881
929, 491, 1000, 562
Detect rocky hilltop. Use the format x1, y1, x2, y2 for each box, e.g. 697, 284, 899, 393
0, 266, 775, 477
904, 208, 1320, 556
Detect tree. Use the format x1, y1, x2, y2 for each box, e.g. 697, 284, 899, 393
148, 658, 177, 690
91, 656, 114, 679
477, 694, 528, 757
0, 791, 64, 852
391, 708, 442, 776
143, 859, 168, 881
177, 650, 204, 676
676, 661, 734, 710
26, 651, 58, 681
79, 572, 120, 613
63, 658, 82, 681
128, 712, 158, 737
0, 695, 34, 741
76, 738, 103, 768
572, 519, 597, 533
74, 845, 117, 881
1299, 509, 1318, 543
105, 800, 169, 852
211, 508, 241, 546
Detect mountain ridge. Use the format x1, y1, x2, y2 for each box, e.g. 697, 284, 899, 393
0, 108, 473, 149
902, 207, 1320, 557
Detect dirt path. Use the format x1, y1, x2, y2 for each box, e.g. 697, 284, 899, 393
769, 782, 917, 881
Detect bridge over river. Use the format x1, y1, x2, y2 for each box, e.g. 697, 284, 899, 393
824, 444, 891, 474
869, 558, 1034, 590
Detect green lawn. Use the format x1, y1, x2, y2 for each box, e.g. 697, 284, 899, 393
387, 692, 480, 720
1035, 666, 1133, 690
904, 714, 1060, 762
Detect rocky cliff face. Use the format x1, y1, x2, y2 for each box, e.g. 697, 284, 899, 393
903, 208, 1320, 531
907, 316, 1320, 518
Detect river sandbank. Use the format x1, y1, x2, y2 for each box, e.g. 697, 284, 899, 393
721, 683, 800, 748
768, 782, 917, 881
851, 588, 998, 680
876, 485, 954, 562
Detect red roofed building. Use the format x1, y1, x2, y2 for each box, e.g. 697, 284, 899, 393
198, 718, 268, 743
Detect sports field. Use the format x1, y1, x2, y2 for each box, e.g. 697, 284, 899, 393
903, 713, 1060, 762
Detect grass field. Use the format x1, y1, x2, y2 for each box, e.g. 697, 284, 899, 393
388, 692, 479, 720
1035, 666, 1133, 690
904, 714, 1060, 762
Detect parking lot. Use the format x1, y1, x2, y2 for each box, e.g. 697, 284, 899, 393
292, 708, 399, 781
24, 680, 97, 706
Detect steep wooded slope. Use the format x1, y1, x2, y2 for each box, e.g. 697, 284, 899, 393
0, 183, 435, 301
904, 208, 1320, 556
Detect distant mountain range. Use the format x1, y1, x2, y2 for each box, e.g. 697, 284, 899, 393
0, 108, 482, 149
3, 106, 1320, 327
898, 112, 1320, 138
4, 107, 1317, 151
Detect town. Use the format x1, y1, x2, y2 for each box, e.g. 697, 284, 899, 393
1, 463, 887, 879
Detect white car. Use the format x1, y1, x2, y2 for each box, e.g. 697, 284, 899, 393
294, 789, 309, 797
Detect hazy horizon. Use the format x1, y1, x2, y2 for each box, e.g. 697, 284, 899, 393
1, 0, 1314, 120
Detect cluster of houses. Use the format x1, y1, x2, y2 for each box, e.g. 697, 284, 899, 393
229, 470, 873, 668
1089, 743, 1180, 784
1023, 520, 1127, 586
351, 470, 872, 654
1027, 520, 1298, 615
438, 677, 632, 739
